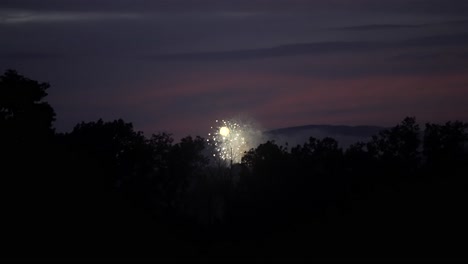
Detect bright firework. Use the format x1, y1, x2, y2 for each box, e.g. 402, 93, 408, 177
207, 119, 253, 164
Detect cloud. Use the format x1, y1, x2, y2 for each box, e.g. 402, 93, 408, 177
3, 0, 468, 15
403, 33, 468, 47
149, 41, 380, 61
334, 24, 423, 31
247, 70, 468, 127
0, 51, 62, 60
338, 19, 468, 31
2, 0, 468, 139
148, 33, 468, 62
0, 9, 143, 24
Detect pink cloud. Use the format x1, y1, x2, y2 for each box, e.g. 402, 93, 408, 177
92, 67, 468, 138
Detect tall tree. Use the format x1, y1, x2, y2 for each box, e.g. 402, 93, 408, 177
0, 69, 56, 146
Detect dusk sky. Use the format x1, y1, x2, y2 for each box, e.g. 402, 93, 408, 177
1, 0, 468, 139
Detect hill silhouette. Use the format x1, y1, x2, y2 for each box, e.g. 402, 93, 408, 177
266, 124, 385, 148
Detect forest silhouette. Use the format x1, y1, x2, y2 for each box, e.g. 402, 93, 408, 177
1, 69, 468, 260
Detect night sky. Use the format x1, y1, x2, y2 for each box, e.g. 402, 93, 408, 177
1, 0, 468, 139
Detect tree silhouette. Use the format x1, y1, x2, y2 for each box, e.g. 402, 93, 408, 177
423, 121, 468, 170
0, 69, 55, 146
242, 140, 289, 195
161, 135, 208, 213
1, 70, 58, 260
367, 117, 421, 185
3, 69, 468, 261
62, 119, 149, 192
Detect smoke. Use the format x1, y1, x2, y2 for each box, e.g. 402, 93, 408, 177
205, 116, 383, 165
206, 116, 265, 164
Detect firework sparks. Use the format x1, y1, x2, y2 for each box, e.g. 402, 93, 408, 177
207, 119, 250, 164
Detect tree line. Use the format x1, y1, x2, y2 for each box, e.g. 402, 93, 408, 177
1, 69, 468, 260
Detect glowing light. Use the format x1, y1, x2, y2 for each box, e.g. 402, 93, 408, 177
219, 126, 230, 137
207, 118, 258, 164
207, 117, 264, 165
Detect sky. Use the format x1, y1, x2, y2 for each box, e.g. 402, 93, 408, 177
1, 0, 468, 139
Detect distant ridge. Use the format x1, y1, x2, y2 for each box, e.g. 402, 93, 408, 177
267, 124, 385, 137
264, 124, 386, 148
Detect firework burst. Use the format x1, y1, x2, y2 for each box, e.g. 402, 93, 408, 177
207, 119, 250, 164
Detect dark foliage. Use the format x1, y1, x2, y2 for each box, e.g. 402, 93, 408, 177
1, 70, 468, 260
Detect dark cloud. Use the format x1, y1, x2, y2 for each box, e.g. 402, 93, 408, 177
0, 51, 62, 60
333, 20, 468, 31
149, 33, 468, 62
2, 0, 468, 15
335, 24, 423, 31
403, 33, 468, 47
150, 41, 379, 61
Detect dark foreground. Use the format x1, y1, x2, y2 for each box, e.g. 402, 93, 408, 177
2, 70, 468, 261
